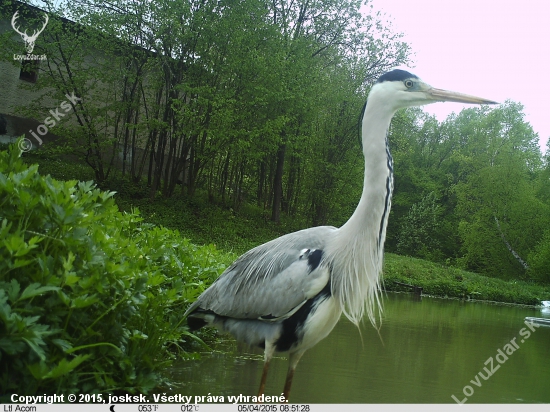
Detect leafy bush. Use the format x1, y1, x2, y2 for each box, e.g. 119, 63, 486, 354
396, 191, 443, 260
528, 229, 550, 283
0, 140, 227, 396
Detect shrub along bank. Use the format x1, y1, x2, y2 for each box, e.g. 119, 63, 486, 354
0, 142, 229, 397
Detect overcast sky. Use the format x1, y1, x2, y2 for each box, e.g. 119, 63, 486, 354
369, 0, 550, 152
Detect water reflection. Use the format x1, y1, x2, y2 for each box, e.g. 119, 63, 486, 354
170, 293, 550, 403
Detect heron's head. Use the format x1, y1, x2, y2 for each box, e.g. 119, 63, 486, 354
370, 69, 497, 111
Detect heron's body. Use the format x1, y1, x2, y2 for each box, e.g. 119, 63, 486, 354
185, 227, 342, 371
185, 69, 496, 400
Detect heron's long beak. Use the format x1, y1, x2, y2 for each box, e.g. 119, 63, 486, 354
428, 88, 498, 105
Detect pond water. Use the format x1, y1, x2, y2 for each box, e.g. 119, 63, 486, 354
169, 293, 550, 403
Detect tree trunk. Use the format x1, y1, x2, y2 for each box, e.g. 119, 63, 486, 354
271, 143, 286, 222
494, 215, 529, 270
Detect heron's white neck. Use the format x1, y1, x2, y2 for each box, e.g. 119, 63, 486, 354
328, 94, 396, 327
342, 97, 395, 235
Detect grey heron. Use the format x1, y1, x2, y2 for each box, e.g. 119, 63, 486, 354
185, 69, 496, 400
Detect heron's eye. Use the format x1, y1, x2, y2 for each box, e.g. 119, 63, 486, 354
404, 80, 414, 88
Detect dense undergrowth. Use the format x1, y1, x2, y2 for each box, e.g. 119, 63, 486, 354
20, 149, 306, 256
0, 143, 228, 397
3, 142, 550, 396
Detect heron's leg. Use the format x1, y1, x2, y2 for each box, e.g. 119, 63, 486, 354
258, 342, 275, 397
282, 351, 305, 401
257, 360, 270, 397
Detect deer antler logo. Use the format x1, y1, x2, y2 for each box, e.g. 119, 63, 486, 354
11, 11, 49, 54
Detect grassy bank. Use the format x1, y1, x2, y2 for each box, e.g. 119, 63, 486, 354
22, 150, 550, 307
383, 253, 550, 305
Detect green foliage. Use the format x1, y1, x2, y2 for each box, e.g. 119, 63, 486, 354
0, 0, 410, 213
115, 189, 302, 256
0, 140, 227, 396
388, 102, 550, 282
396, 191, 442, 261
451, 102, 548, 278
528, 229, 550, 283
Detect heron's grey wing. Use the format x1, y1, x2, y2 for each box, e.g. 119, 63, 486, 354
186, 225, 337, 320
